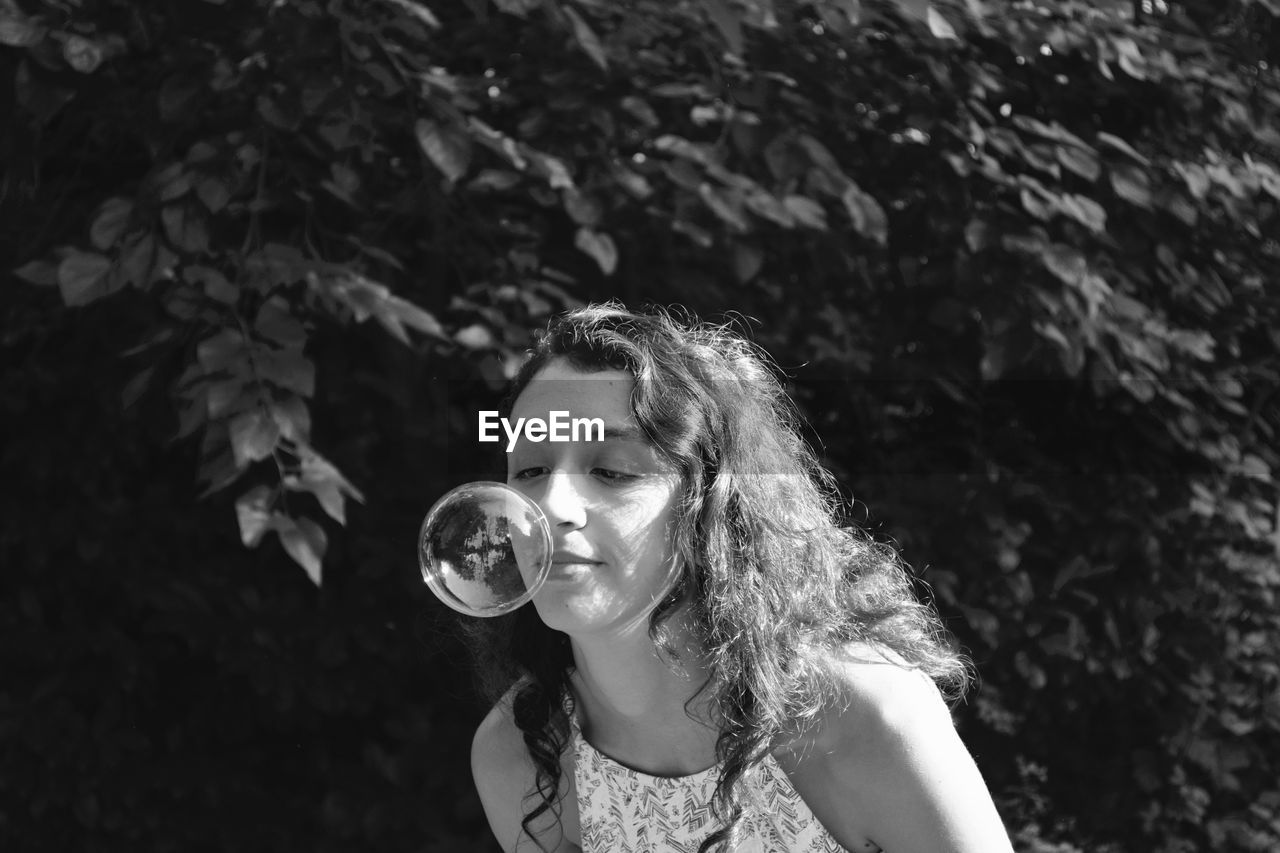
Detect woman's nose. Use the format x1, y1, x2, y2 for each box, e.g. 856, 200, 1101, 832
539, 471, 587, 530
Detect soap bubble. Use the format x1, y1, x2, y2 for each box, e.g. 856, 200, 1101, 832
418, 482, 552, 617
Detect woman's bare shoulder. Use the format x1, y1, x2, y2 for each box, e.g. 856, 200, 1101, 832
775, 647, 951, 789
826, 642, 953, 733
777, 645, 1014, 853
472, 686, 524, 766
471, 684, 581, 853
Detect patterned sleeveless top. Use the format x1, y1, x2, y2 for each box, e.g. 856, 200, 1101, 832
568, 706, 850, 852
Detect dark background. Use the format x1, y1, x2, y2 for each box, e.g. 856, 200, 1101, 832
3, 0, 1278, 850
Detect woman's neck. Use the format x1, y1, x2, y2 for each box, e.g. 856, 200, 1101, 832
566, 615, 720, 776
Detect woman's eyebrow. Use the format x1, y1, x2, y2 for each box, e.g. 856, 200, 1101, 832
600, 424, 647, 442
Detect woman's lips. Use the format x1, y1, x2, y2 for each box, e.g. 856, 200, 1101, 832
547, 554, 600, 579
551, 552, 600, 566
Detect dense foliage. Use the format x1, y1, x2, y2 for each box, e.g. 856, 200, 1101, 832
3, 0, 1277, 850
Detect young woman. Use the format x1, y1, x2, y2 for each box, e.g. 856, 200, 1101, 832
468, 304, 1014, 853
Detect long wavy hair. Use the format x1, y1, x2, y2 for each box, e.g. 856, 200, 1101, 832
465, 303, 970, 852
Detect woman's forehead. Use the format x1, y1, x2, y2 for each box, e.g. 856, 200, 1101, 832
511, 361, 635, 421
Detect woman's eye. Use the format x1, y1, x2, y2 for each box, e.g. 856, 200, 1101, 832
593, 468, 635, 482
510, 467, 545, 481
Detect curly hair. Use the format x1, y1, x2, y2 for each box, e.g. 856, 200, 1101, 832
464, 302, 970, 852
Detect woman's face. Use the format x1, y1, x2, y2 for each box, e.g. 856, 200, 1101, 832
506, 358, 683, 637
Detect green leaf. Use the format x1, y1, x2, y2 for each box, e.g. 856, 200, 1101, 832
1019, 186, 1054, 221
271, 396, 312, 443
1110, 163, 1153, 209
62, 35, 104, 74
256, 93, 301, 130
493, 0, 541, 15
161, 204, 210, 254
197, 329, 246, 373
1011, 116, 1091, 151
230, 411, 281, 467
1051, 555, 1115, 595
468, 169, 522, 192
841, 0, 874, 21
959, 604, 999, 646
1158, 188, 1198, 226
121, 365, 156, 410
672, 219, 714, 248
563, 190, 603, 227
889, 0, 930, 23
763, 134, 804, 183
1237, 455, 1272, 483
819, 0, 861, 30
980, 335, 1006, 380
964, 220, 992, 252
1001, 230, 1047, 255
702, 0, 744, 55
254, 299, 307, 348
563, 6, 607, 70
0, 10, 46, 47
309, 477, 347, 524
782, 195, 827, 230
117, 232, 159, 288
1173, 162, 1211, 199
454, 324, 494, 349
796, 133, 843, 175
699, 184, 750, 232
415, 118, 471, 184
841, 184, 888, 245
385, 295, 446, 341
664, 160, 703, 191
744, 190, 796, 228
732, 243, 764, 283
527, 150, 574, 190
13, 259, 58, 286
346, 236, 406, 271
1056, 145, 1101, 182
246, 242, 306, 290
206, 379, 248, 419
466, 117, 530, 172
235, 485, 275, 547
620, 96, 659, 128
277, 516, 327, 585
158, 74, 202, 122
258, 348, 316, 397
152, 164, 193, 202
90, 198, 133, 250
380, 0, 442, 29
1112, 36, 1146, 80
927, 7, 958, 39
57, 251, 114, 306
196, 177, 232, 212
611, 165, 653, 199
654, 134, 713, 166
1042, 244, 1088, 288
197, 443, 242, 497
1096, 131, 1150, 167
1058, 193, 1107, 233
289, 449, 363, 524
574, 228, 618, 275
184, 265, 238, 305
177, 393, 208, 439
1035, 321, 1085, 376
1020, 143, 1061, 180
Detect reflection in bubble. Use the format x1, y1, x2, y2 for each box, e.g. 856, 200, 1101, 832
419, 482, 551, 617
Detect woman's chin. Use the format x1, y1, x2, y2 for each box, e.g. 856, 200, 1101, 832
530, 589, 653, 636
